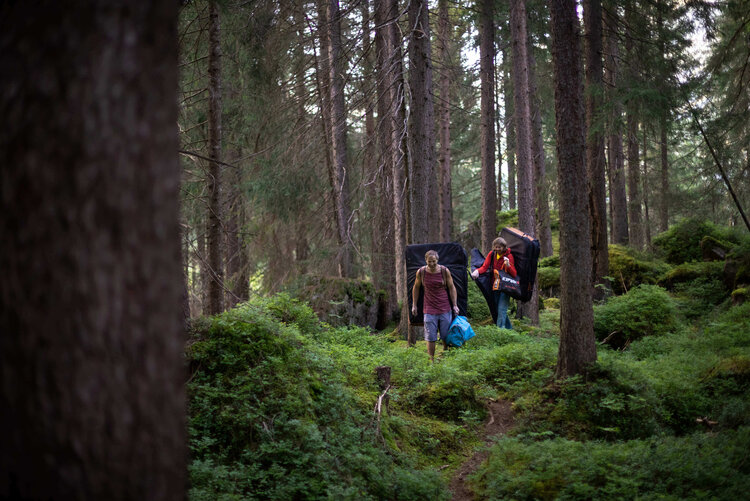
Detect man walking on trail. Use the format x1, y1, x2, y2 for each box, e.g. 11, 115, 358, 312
411, 250, 459, 361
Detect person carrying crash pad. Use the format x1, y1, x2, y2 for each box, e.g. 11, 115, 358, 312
471, 237, 517, 330
411, 250, 460, 361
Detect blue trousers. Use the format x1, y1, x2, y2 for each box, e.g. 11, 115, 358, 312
496, 292, 513, 330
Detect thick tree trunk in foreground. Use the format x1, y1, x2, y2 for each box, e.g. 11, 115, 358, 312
549, 0, 597, 378
207, 0, 224, 314
0, 2, 186, 498
480, 0, 498, 251
510, 0, 539, 324
584, 0, 609, 295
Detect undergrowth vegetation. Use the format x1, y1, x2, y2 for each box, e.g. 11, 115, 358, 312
187, 219, 750, 500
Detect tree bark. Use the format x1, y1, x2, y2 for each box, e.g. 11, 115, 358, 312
480, 0, 498, 251
642, 127, 652, 248
0, 2, 186, 498
625, 7, 643, 249
437, 0, 454, 241
584, 0, 609, 296
528, 39, 553, 258
503, 47, 517, 211
549, 0, 597, 378
509, 0, 539, 324
604, 6, 629, 245
327, 0, 354, 277
368, 0, 396, 325
207, 0, 224, 314
408, 0, 439, 244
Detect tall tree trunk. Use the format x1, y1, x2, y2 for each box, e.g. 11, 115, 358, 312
584, 0, 609, 296
528, 39, 553, 258
625, 8, 643, 250
503, 47, 517, 211
657, 10, 669, 234
327, 0, 353, 277
375, 0, 408, 335
509, 0, 538, 324
549, 0, 597, 378
0, 2, 186, 498
495, 52, 504, 211
480, 0, 498, 251
437, 0, 454, 241
643, 127, 652, 248
207, 0, 224, 314
408, 0, 439, 244
604, 7, 629, 245
367, 0, 395, 326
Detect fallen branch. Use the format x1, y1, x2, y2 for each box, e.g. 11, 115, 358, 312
599, 330, 622, 346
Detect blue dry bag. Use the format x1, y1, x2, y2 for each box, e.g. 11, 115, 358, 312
445, 316, 475, 348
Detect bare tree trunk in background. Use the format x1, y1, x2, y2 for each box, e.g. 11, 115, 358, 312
207, 0, 224, 314
657, 14, 670, 234
528, 40, 553, 258
625, 8, 643, 250
480, 0, 498, 251
503, 47, 517, 211
327, 0, 354, 277
294, 6, 310, 274
643, 127, 652, 248
367, 0, 395, 326
510, 0, 539, 324
659, 119, 669, 233
549, 0, 597, 378
495, 53, 504, 211
604, 6, 629, 245
584, 0, 609, 297
408, 0, 439, 244
0, 2, 186, 498
437, 0, 454, 241
225, 152, 249, 308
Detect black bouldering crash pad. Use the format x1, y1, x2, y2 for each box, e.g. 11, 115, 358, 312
470, 248, 498, 325
406, 242, 468, 325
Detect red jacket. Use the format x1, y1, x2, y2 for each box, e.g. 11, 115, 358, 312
476, 248, 517, 277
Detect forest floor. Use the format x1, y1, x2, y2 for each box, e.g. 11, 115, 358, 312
449, 399, 515, 501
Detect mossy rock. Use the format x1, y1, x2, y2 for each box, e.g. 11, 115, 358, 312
657, 261, 726, 290
294, 276, 381, 329
608, 245, 670, 295
701, 235, 734, 261
731, 287, 749, 306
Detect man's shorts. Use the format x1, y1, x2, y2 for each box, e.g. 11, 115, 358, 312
423, 311, 452, 342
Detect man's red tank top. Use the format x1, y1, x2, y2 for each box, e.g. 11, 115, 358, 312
423, 267, 451, 314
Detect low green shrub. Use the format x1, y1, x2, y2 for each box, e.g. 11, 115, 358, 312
538, 255, 560, 268
496, 209, 519, 230
187, 298, 448, 500
537, 266, 560, 291
471, 427, 750, 500
593, 285, 678, 347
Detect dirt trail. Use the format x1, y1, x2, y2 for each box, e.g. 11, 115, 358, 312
449, 400, 515, 501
